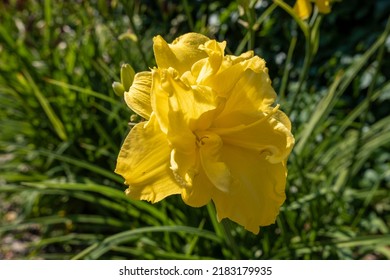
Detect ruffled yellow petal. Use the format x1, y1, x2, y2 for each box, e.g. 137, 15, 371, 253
198, 52, 252, 98
151, 68, 220, 133
153, 33, 209, 74
166, 109, 197, 154
273, 109, 292, 131
193, 40, 226, 83
212, 144, 287, 234
315, 0, 331, 14
124, 71, 152, 119
181, 166, 213, 207
196, 131, 231, 192
115, 115, 181, 203
212, 109, 294, 164
213, 60, 277, 127
170, 148, 198, 187
293, 0, 312, 20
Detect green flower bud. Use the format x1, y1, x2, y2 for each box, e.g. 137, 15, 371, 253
121, 64, 135, 91
112, 81, 125, 96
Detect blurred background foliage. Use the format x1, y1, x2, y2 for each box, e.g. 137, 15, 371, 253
0, 0, 389, 259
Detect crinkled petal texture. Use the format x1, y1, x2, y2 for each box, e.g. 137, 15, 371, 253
115, 33, 295, 234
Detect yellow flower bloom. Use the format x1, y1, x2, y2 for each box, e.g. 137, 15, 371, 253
293, 0, 332, 20
115, 33, 294, 234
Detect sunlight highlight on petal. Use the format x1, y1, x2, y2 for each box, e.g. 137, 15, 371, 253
124, 71, 153, 119
115, 115, 181, 203
153, 33, 209, 74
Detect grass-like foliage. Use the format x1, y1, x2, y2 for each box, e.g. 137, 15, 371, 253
1, 0, 389, 259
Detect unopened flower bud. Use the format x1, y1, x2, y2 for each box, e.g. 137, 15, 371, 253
112, 81, 125, 96
121, 64, 135, 91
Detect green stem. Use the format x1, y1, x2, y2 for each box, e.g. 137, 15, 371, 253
249, 6, 256, 51
43, 0, 52, 57
272, 0, 312, 114
221, 219, 241, 259
125, 1, 149, 69
182, 0, 194, 31
272, 0, 309, 37
235, 3, 277, 55
288, 31, 312, 115
279, 33, 297, 101
206, 203, 240, 259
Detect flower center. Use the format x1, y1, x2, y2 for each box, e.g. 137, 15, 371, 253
196, 134, 209, 147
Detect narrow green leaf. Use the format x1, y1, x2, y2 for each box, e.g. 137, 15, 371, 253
44, 78, 120, 105
22, 70, 68, 141
73, 226, 221, 259
37, 150, 122, 183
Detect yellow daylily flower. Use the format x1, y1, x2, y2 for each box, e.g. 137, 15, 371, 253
115, 33, 295, 234
293, 0, 332, 20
